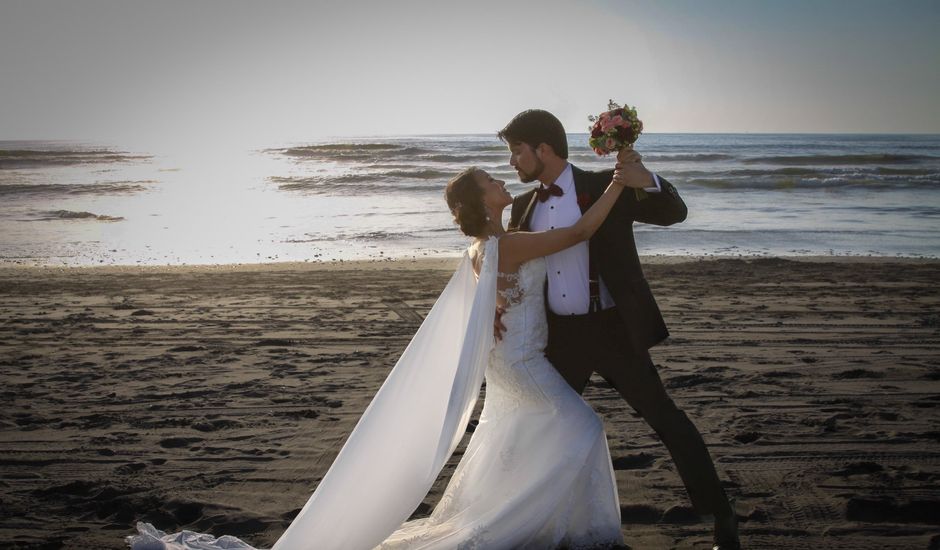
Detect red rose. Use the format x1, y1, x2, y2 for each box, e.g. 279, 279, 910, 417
591, 124, 604, 138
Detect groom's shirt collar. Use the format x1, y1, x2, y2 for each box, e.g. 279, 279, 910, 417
539, 163, 574, 194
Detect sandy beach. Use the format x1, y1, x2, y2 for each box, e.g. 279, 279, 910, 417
1, 257, 938, 549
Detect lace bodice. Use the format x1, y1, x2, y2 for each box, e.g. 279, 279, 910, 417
468, 237, 550, 369
492, 257, 548, 362
496, 271, 523, 308
469, 237, 583, 422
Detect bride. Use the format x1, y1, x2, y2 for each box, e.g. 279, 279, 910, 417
130, 153, 645, 549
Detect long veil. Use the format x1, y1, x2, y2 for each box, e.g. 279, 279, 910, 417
129, 238, 498, 550
272, 238, 497, 549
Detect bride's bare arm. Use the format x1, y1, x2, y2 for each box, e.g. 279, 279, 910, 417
498, 166, 638, 271
498, 155, 653, 271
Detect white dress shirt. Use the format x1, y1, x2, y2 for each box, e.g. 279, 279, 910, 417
529, 164, 661, 316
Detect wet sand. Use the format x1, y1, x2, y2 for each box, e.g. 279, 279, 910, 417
1, 257, 938, 549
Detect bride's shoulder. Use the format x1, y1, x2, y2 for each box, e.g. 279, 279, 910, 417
468, 237, 490, 255
468, 236, 510, 274
468, 237, 490, 274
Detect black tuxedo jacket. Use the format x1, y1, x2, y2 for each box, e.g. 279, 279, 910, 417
508, 164, 687, 353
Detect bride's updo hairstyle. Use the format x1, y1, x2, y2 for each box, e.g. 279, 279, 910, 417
445, 167, 488, 237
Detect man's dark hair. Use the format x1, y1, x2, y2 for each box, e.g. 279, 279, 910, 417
497, 109, 569, 159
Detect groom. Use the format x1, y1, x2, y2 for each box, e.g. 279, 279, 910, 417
498, 109, 740, 550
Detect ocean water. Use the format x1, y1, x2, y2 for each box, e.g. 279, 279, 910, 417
1, 134, 938, 266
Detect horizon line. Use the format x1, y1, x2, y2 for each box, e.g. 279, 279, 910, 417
2, 131, 940, 145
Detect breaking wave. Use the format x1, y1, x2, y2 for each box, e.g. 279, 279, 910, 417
742, 153, 936, 165
269, 175, 435, 194
32, 210, 125, 222
0, 149, 151, 169
0, 181, 154, 197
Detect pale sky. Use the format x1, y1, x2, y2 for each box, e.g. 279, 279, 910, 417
1, 0, 938, 148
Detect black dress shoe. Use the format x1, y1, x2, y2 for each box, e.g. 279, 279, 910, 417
712, 538, 741, 550
712, 498, 741, 550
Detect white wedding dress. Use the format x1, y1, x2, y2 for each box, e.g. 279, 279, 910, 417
129, 238, 623, 550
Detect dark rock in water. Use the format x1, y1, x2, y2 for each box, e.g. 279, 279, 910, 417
131, 309, 155, 316
846, 497, 940, 524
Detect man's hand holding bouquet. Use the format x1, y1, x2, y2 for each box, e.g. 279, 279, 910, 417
589, 100, 651, 200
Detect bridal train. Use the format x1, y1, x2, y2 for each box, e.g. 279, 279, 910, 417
129, 238, 623, 549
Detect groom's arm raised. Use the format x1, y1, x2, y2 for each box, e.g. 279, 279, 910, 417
609, 147, 687, 226
629, 174, 687, 226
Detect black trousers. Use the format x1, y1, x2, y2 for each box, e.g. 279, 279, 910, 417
546, 306, 731, 518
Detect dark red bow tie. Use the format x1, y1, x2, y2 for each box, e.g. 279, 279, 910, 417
536, 183, 564, 202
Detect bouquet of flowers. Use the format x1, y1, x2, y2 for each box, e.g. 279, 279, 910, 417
588, 100, 643, 156
588, 100, 647, 199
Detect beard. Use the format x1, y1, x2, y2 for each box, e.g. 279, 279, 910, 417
516, 157, 545, 183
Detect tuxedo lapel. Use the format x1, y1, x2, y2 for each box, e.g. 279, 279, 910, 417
519, 188, 539, 231
571, 165, 595, 215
